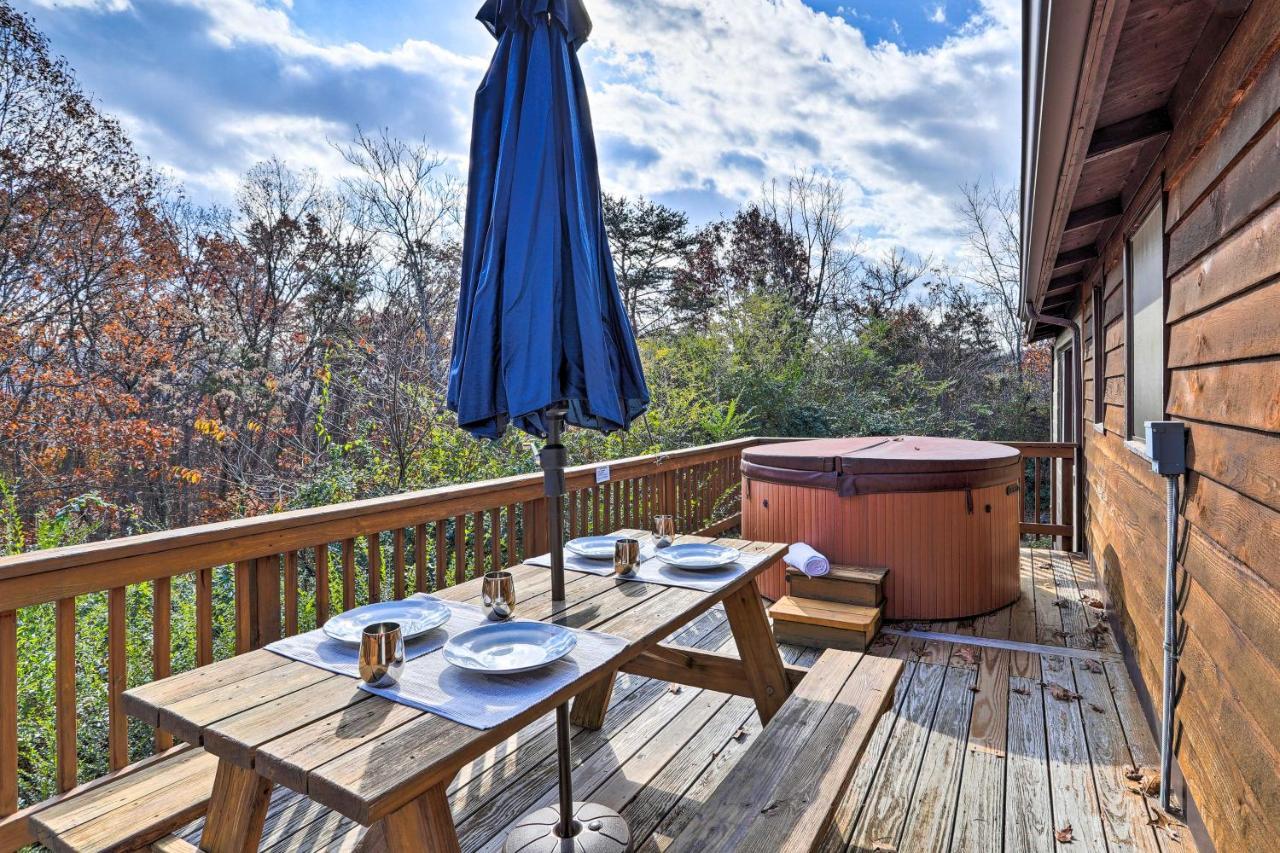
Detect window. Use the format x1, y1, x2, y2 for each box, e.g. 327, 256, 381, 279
1126, 201, 1165, 441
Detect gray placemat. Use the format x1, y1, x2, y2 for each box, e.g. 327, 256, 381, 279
526, 550, 616, 576
615, 548, 771, 593
357, 623, 628, 729
265, 596, 488, 678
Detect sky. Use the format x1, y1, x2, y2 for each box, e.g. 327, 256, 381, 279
14, 0, 1021, 262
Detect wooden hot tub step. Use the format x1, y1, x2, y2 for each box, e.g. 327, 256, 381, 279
786, 564, 887, 606
769, 595, 882, 652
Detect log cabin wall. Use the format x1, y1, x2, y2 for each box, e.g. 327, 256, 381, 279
1076, 19, 1280, 852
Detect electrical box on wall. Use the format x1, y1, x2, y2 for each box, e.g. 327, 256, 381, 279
1144, 421, 1187, 476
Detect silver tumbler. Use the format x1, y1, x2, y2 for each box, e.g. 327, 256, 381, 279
358, 622, 405, 687
482, 570, 517, 621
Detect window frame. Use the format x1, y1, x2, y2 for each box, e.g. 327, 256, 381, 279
1092, 280, 1105, 426
1123, 192, 1168, 445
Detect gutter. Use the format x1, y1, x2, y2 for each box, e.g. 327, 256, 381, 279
1025, 303, 1083, 551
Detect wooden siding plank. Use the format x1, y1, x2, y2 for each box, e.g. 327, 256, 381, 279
1172, 274, 1280, 366
1167, 360, 1280, 432
1168, 117, 1280, 275
1169, 197, 1280, 324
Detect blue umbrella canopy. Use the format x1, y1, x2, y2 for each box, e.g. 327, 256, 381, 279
447, 0, 649, 441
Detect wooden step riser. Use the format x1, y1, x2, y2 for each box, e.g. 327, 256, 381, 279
774, 620, 876, 652
787, 574, 883, 607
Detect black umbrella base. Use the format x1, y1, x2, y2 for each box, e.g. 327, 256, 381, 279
502, 802, 631, 853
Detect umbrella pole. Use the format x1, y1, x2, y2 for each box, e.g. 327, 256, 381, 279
505, 407, 630, 852
542, 408, 575, 838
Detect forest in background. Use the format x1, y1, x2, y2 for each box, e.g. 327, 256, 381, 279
0, 3, 1048, 804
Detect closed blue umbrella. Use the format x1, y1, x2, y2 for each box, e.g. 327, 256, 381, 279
448, 2, 645, 850
447, 0, 649, 442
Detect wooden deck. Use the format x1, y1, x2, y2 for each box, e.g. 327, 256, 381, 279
166, 548, 1191, 852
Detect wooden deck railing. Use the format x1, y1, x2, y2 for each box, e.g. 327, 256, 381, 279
1005, 441, 1076, 545
0, 438, 753, 821
0, 433, 1073, 826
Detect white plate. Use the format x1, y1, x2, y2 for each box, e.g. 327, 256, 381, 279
654, 543, 741, 571
565, 535, 623, 560
322, 598, 451, 645
444, 622, 577, 675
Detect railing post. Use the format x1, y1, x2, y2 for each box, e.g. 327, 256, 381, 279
246, 555, 282, 650
523, 498, 549, 557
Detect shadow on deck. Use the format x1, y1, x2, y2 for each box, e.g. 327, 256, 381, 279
169, 548, 1191, 852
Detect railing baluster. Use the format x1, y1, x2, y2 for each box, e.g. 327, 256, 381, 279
568, 489, 579, 539
108, 586, 127, 770
414, 524, 427, 594
488, 508, 500, 574
234, 561, 252, 654
1033, 457, 1042, 525
435, 521, 447, 590
1, 609, 17, 816
56, 596, 76, 792
454, 514, 466, 583
341, 539, 356, 612
284, 551, 298, 636
196, 568, 213, 667
153, 577, 172, 750
314, 545, 330, 627
506, 505, 517, 566
368, 533, 382, 604
393, 529, 406, 600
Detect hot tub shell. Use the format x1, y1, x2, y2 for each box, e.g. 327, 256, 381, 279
742, 436, 1022, 620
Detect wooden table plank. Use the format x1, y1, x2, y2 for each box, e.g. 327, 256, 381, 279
124, 534, 786, 839
298, 543, 783, 824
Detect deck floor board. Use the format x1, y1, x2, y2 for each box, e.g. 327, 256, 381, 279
172, 548, 1190, 852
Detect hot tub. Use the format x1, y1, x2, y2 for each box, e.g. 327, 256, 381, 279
741, 436, 1022, 620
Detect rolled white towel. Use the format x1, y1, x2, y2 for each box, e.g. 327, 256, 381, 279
783, 542, 830, 577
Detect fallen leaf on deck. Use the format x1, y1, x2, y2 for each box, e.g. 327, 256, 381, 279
1148, 807, 1182, 835
1083, 595, 1105, 608
1055, 823, 1074, 843
1124, 766, 1144, 781
1052, 598, 1068, 608
1140, 772, 1161, 797
731, 727, 747, 742
1089, 703, 1105, 713
967, 684, 980, 693
667, 684, 682, 694
954, 646, 980, 665
1011, 684, 1030, 695
1048, 684, 1083, 702
1082, 659, 1103, 673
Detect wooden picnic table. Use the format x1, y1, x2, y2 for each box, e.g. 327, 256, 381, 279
123, 533, 790, 853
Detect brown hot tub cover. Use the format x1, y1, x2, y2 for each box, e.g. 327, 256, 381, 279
741, 436, 1021, 497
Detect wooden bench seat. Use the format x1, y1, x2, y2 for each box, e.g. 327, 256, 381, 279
667, 648, 903, 853
28, 748, 217, 853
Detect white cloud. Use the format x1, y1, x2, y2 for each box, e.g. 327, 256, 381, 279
929, 5, 947, 24
27, 0, 130, 10
19, 0, 1021, 262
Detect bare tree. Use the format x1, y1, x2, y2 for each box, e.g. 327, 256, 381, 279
760, 169, 860, 329
957, 180, 1023, 372
337, 127, 461, 380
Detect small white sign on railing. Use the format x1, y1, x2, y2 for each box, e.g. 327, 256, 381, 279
595, 465, 611, 484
